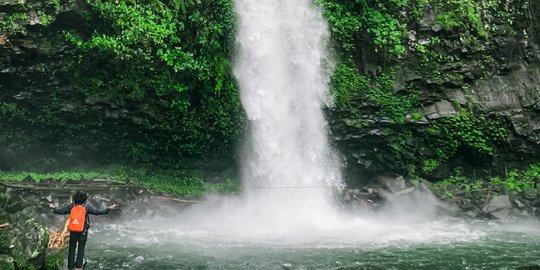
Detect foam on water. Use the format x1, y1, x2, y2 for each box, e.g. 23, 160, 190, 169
89, 220, 540, 270
95, 213, 540, 251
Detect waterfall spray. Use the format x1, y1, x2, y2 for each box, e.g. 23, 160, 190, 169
233, 0, 343, 231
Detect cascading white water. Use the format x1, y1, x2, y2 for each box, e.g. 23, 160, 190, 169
233, 0, 343, 231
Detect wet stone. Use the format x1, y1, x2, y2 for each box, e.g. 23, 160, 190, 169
0, 218, 49, 270
514, 199, 526, 209
484, 195, 512, 219
282, 263, 293, 270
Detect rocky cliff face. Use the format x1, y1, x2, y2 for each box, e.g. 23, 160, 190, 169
0, 0, 96, 169
0, 0, 539, 183
0, 178, 194, 270
328, 1, 540, 183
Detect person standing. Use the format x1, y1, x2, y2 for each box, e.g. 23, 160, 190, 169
50, 190, 117, 270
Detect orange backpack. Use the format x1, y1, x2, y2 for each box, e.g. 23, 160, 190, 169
69, 204, 87, 232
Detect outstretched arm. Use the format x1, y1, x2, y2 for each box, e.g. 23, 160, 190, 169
86, 202, 117, 215
50, 203, 73, 215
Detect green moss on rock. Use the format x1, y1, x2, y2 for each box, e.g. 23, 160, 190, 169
45, 248, 67, 270
0, 255, 15, 270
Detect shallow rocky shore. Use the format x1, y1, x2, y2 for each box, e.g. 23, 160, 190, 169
0, 175, 538, 269
0, 178, 194, 270
341, 174, 540, 220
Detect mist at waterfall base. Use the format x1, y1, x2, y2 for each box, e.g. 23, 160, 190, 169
85, 0, 540, 269
86, 194, 540, 269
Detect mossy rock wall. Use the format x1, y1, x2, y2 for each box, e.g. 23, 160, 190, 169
0, 0, 539, 184
323, 0, 540, 184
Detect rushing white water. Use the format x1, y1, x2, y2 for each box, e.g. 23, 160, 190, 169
232, 0, 342, 233
162, 0, 450, 239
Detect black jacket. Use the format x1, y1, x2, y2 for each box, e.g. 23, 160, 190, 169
53, 201, 110, 230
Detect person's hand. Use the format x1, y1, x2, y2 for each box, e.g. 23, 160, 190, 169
48, 203, 55, 209
107, 204, 118, 210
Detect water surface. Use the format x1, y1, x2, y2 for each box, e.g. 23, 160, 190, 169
87, 217, 540, 270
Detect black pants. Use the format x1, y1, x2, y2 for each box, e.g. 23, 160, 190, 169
68, 230, 88, 269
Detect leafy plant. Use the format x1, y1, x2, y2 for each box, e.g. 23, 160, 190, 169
435, 164, 540, 196
426, 113, 508, 161
39, 0, 243, 164
0, 166, 241, 197
432, 0, 486, 37
490, 165, 540, 192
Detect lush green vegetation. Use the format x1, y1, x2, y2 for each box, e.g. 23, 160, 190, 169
423, 113, 508, 164
317, 0, 530, 181
432, 0, 486, 36
317, 0, 412, 121
0, 167, 240, 197
0, 0, 244, 170
434, 164, 540, 197
0, 0, 537, 192
66, 0, 243, 161
0, 12, 28, 34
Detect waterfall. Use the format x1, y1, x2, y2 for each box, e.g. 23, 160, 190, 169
233, 0, 343, 231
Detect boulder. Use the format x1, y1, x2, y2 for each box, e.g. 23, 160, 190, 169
458, 198, 476, 211
483, 195, 512, 219
523, 188, 538, 200
513, 198, 527, 209
0, 218, 49, 270
5, 194, 29, 213
421, 100, 458, 120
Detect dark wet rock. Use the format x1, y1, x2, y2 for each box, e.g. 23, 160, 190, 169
0, 218, 49, 270
533, 198, 540, 208
341, 187, 383, 210
458, 199, 476, 211
419, 4, 435, 31
0, 208, 8, 224
421, 100, 458, 120
514, 198, 527, 209
5, 194, 28, 213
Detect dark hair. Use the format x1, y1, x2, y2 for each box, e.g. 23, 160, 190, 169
73, 190, 88, 205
